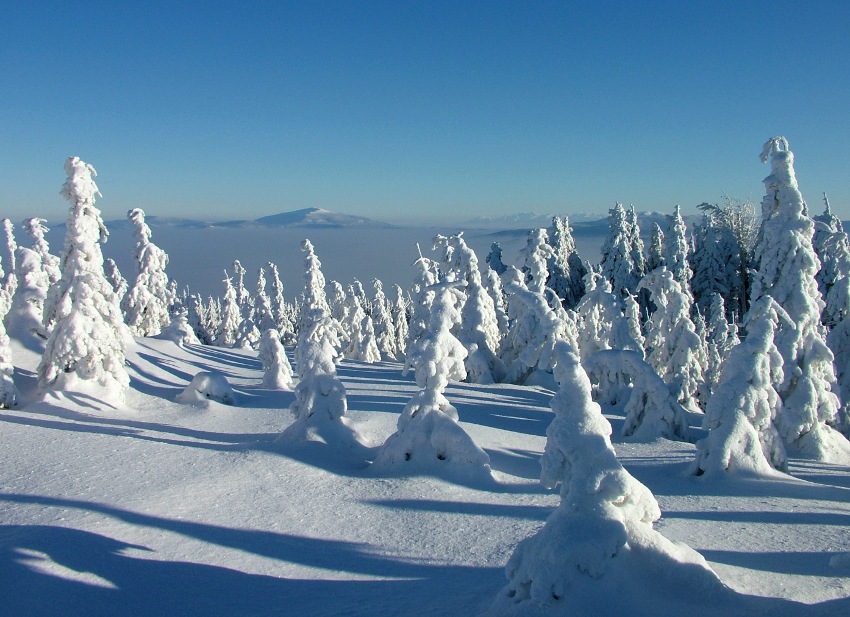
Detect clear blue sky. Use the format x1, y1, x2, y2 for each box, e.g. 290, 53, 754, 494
2, 1, 849, 224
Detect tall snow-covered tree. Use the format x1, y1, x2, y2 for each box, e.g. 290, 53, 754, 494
496, 341, 723, 612
547, 216, 587, 309
215, 273, 240, 347
663, 205, 692, 296
750, 137, 850, 461
0, 290, 18, 407
121, 208, 170, 337
645, 222, 665, 273
38, 157, 130, 400
371, 279, 398, 360
296, 239, 342, 370
343, 290, 381, 363
519, 228, 553, 296
372, 280, 490, 476
266, 261, 286, 329
253, 267, 277, 333
485, 242, 508, 275
693, 296, 788, 476
812, 194, 850, 328
1, 219, 17, 297
600, 203, 641, 298
639, 268, 705, 409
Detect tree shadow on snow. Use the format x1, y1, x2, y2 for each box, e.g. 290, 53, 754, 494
0, 495, 499, 617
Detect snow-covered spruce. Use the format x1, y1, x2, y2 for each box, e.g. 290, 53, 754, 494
176, 371, 236, 405
157, 309, 200, 347
547, 216, 587, 309
214, 272, 240, 347
693, 297, 788, 476
639, 268, 706, 409
37, 157, 130, 401
121, 208, 170, 337
584, 349, 689, 441
664, 205, 693, 297
278, 313, 366, 451
258, 329, 294, 389
600, 203, 643, 299
494, 342, 725, 613
500, 267, 576, 388
372, 281, 490, 477
371, 279, 399, 360
750, 137, 850, 461
1, 218, 17, 297
0, 291, 18, 407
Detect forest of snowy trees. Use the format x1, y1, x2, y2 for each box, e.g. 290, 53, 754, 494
3, 138, 850, 611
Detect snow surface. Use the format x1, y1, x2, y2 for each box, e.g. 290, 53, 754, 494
2, 333, 850, 616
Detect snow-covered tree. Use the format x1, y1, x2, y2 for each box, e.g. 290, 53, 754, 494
22, 217, 60, 287
391, 284, 409, 359
343, 290, 381, 363
215, 273, 240, 347
690, 215, 736, 318
0, 291, 18, 407
693, 296, 788, 476
639, 268, 705, 409
500, 267, 575, 387
547, 216, 587, 309
371, 279, 398, 360
645, 222, 665, 272
520, 228, 553, 296
253, 267, 277, 333
664, 205, 692, 296
750, 137, 850, 461
485, 242, 508, 275
38, 157, 130, 400
484, 268, 510, 339
813, 194, 850, 328
231, 259, 250, 309
158, 309, 200, 346
600, 203, 641, 298
185, 294, 211, 344
372, 281, 490, 476
103, 258, 127, 300
266, 262, 286, 329
496, 341, 722, 611
6, 243, 50, 342
296, 239, 342, 370
258, 329, 294, 389
1, 219, 17, 297
574, 273, 621, 362
404, 246, 440, 367
121, 208, 170, 337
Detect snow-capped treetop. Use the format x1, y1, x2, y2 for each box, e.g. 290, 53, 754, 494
60, 156, 102, 208
23, 217, 60, 286
664, 205, 692, 294
646, 222, 665, 272
520, 228, 553, 296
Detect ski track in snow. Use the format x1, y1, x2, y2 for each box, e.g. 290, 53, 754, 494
1, 338, 850, 616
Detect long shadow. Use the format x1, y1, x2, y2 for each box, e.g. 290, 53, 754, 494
363, 498, 552, 521
664, 509, 850, 527
0, 523, 499, 617
181, 344, 263, 371
485, 447, 543, 480
699, 548, 846, 577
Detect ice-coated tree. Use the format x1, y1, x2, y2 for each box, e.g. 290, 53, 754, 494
813, 194, 850, 329
600, 203, 641, 298
38, 157, 130, 399
626, 206, 646, 281
694, 296, 788, 477
391, 284, 409, 359
702, 294, 740, 397
751, 137, 850, 461
278, 308, 366, 451
158, 309, 200, 347
639, 268, 705, 409
485, 241, 508, 275
520, 228, 553, 296
266, 261, 286, 329
574, 272, 621, 362
215, 273, 240, 347
6, 243, 50, 341
185, 293, 211, 344
206, 295, 221, 342
0, 290, 18, 407
253, 267, 277, 333
500, 267, 576, 387
645, 222, 665, 272
329, 281, 349, 333
404, 246, 440, 368
1, 219, 17, 297
121, 208, 170, 337
22, 217, 60, 288
234, 304, 260, 349
664, 205, 692, 296
547, 216, 587, 309
371, 279, 398, 360
231, 259, 250, 309
690, 215, 736, 318
258, 329, 294, 389
343, 290, 381, 363
613, 292, 645, 356
495, 342, 722, 612
484, 267, 510, 339
103, 258, 128, 301
372, 280, 490, 476
296, 239, 343, 370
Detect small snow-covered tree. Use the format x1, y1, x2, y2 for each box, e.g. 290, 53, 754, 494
496, 342, 722, 612
404, 246, 440, 368
693, 296, 788, 476
38, 157, 130, 400
103, 258, 127, 300
485, 242, 508, 275
258, 329, 294, 389
520, 228, 553, 296
343, 290, 381, 363
663, 205, 692, 296
1, 219, 17, 297
574, 273, 621, 362
215, 273, 240, 347
372, 281, 490, 476
751, 137, 850, 461
391, 284, 409, 359
813, 195, 850, 329
253, 267, 277, 333
121, 208, 170, 337
185, 294, 211, 344
266, 261, 286, 329
600, 203, 641, 298
639, 268, 705, 409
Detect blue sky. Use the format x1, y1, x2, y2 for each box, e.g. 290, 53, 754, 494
2, 1, 849, 224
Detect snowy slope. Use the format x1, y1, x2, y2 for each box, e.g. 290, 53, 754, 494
2, 337, 849, 616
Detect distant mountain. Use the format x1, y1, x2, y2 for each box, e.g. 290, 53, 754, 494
102, 207, 392, 230
254, 207, 390, 228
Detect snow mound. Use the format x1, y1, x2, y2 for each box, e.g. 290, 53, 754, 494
175, 371, 236, 405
